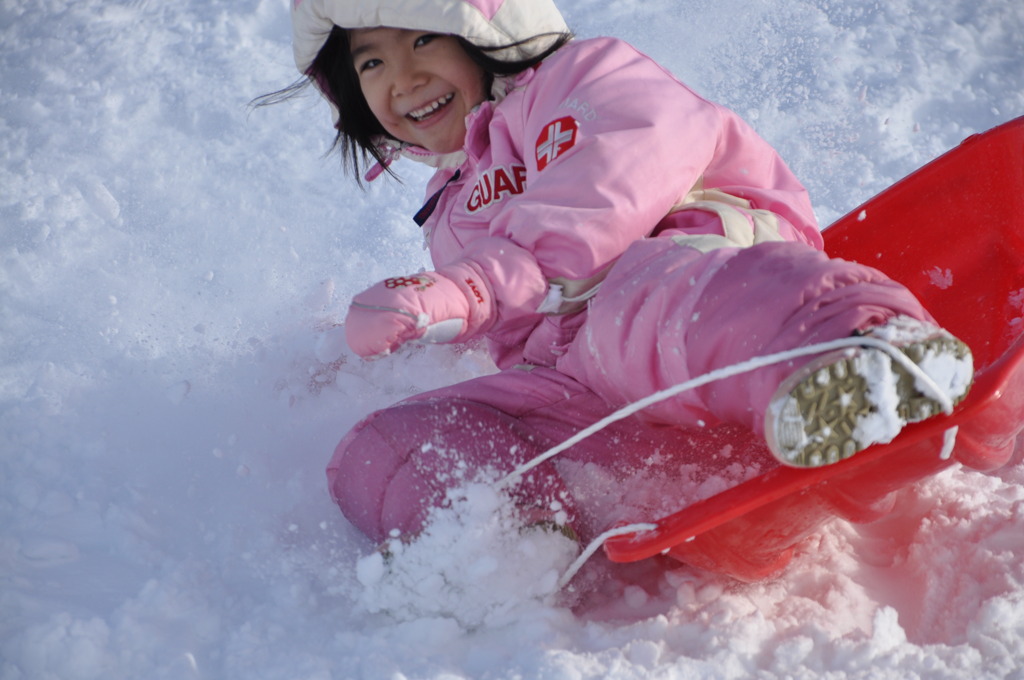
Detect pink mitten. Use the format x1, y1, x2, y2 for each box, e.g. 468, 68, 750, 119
345, 261, 494, 358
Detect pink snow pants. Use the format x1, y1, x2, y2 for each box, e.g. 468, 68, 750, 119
328, 239, 933, 543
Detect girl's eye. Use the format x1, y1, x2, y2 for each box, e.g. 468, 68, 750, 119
414, 33, 442, 48
358, 58, 382, 73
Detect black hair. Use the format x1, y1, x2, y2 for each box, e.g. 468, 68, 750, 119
253, 27, 573, 183
455, 33, 573, 77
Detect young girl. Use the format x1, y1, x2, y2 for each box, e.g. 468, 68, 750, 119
283, 0, 973, 546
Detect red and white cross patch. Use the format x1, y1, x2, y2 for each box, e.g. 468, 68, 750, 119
535, 116, 579, 171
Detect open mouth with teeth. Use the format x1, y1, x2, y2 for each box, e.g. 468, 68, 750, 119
407, 93, 454, 122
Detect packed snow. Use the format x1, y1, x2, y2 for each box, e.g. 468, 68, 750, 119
2, 0, 1024, 678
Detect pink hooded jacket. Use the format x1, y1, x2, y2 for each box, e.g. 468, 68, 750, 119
413, 37, 823, 367
292, 0, 823, 369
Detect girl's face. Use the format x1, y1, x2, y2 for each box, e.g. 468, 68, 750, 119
350, 27, 488, 154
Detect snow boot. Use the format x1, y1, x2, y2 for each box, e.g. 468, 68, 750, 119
765, 316, 974, 468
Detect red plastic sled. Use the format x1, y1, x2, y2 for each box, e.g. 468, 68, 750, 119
604, 116, 1024, 581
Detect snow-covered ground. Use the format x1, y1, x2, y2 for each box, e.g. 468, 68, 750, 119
2, 0, 1024, 677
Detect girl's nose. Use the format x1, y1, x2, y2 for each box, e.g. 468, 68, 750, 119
391, 67, 427, 98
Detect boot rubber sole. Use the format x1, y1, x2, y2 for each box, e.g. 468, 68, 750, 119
766, 333, 972, 468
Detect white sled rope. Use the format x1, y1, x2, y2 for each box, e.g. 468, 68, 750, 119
492, 336, 961, 589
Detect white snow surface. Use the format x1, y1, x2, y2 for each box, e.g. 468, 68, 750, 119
3, 0, 1024, 678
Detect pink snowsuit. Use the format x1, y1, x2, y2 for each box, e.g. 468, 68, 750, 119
326, 37, 933, 543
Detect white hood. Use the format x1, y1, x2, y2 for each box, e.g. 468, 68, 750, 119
291, 0, 570, 73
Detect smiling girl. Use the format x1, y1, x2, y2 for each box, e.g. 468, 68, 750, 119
274, 0, 973, 548
349, 28, 487, 154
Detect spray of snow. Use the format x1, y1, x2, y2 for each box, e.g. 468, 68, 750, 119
353, 480, 580, 629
